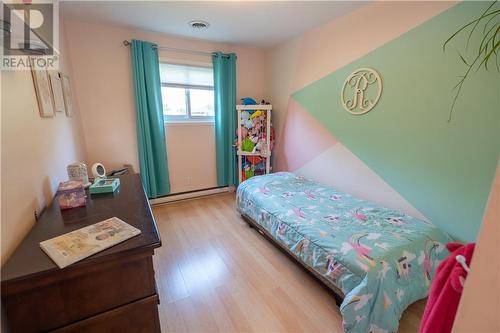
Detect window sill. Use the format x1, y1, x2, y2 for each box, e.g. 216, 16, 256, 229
165, 120, 214, 127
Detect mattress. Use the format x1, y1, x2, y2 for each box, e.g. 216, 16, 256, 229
236, 172, 451, 333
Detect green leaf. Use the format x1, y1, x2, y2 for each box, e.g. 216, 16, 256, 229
465, 1, 497, 50
446, 2, 500, 121
479, 24, 498, 56
458, 52, 470, 66
443, 10, 499, 51
482, 9, 500, 34
478, 40, 500, 71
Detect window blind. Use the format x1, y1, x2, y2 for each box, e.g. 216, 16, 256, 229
159, 63, 213, 87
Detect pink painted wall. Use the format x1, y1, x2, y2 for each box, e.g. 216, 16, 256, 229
64, 19, 266, 193
274, 98, 337, 172
1, 19, 88, 264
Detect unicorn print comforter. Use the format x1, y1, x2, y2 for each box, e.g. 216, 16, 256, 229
236, 172, 451, 333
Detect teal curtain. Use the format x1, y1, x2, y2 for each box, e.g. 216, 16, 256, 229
213, 52, 237, 186
130, 39, 170, 198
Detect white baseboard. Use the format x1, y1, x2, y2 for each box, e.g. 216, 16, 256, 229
149, 186, 234, 206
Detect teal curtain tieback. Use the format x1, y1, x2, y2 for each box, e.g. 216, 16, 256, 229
130, 39, 171, 198
213, 52, 237, 187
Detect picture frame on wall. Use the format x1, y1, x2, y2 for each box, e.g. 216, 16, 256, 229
61, 74, 74, 117
31, 64, 55, 118
49, 72, 65, 113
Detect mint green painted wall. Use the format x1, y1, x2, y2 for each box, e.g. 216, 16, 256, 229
293, 2, 499, 242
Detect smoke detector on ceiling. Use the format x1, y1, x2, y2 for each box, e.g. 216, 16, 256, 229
188, 20, 209, 30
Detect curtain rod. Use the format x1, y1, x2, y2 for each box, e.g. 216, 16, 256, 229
123, 40, 214, 57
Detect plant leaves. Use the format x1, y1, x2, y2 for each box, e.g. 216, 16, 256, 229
445, 2, 500, 121
482, 9, 500, 34
478, 40, 500, 71
444, 8, 500, 51
466, 1, 497, 50
458, 52, 470, 66
479, 24, 498, 56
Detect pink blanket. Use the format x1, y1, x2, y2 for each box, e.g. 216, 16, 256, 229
419, 242, 475, 333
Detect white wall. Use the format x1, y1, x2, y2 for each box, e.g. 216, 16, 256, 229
63, 19, 266, 193
1, 19, 88, 264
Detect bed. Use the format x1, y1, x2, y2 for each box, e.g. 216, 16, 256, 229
236, 172, 451, 333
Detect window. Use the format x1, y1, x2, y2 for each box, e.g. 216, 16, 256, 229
159, 63, 214, 122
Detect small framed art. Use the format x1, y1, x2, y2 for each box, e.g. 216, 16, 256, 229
61, 74, 74, 117
31, 64, 55, 118
49, 72, 65, 113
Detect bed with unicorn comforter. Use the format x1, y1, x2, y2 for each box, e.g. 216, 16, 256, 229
236, 172, 451, 333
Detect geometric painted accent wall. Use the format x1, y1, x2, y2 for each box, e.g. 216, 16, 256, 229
282, 2, 499, 242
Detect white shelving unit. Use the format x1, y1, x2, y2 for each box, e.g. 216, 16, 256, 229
236, 104, 272, 183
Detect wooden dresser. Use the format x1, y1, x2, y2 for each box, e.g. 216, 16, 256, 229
1, 174, 162, 332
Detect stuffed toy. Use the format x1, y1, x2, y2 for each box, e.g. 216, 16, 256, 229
238, 126, 248, 139
252, 139, 270, 156
241, 138, 255, 152
241, 97, 257, 105
250, 110, 264, 119
240, 111, 253, 129
243, 164, 254, 180
259, 139, 270, 156
247, 155, 263, 165
251, 114, 265, 132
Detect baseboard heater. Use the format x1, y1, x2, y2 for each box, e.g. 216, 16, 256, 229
149, 186, 234, 206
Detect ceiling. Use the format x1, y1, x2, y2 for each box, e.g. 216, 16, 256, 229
60, 1, 368, 48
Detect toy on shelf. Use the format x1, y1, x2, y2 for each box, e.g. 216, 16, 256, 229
241, 97, 257, 105
236, 98, 274, 183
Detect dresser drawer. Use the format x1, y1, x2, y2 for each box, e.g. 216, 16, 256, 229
2, 251, 156, 332
51, 295, 160, 333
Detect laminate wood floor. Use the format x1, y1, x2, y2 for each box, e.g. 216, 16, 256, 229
152, 193, 425, 333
